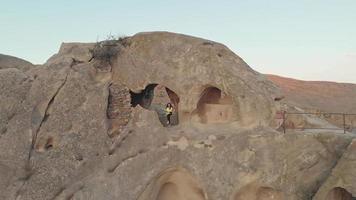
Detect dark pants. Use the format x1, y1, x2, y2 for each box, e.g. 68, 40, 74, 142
167, 113, 172, 124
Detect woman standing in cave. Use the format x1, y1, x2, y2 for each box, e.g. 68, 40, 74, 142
165, 103, 174, 125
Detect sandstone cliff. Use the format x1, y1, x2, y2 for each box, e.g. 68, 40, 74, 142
0, 32, 355, 200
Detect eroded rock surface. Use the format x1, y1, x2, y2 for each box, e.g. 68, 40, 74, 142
112, 32, 280, 127
313, 139, 356, 200
0, 54, 34, 71
0, 32, 355, 200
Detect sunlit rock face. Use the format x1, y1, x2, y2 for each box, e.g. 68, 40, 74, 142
112, 32, 280, 127
0, 32, 355, 200
313, 139, 356, 200
138, 167, 207, 200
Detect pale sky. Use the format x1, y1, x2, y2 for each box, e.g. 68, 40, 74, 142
1, 0, 355, 83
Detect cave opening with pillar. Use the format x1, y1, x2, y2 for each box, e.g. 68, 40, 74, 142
325, 187, 356, 200
138, 167, 207, 200
194, 86, 236, 124
130, 84, 180, 126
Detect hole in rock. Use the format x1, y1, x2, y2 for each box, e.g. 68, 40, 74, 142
138, 168, 206, 200
130, 84, 180, 127
233, 184, 284, 200
195, 86, 236, 124
35, 136, 54, 152
326, 187, 356, 200
45, 137, 54, 150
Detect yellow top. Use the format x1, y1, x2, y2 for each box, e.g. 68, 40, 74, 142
165, 107, 173, 114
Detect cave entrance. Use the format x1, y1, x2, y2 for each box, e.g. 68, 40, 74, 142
326, 187, 356, 200
138, 168, 207, 200
195, 86, 236, 124
130, 84, 179, 127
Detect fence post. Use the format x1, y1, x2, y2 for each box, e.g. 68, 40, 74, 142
343, 114, 346, 134
282, 111, 286, 134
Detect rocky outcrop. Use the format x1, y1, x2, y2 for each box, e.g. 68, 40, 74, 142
0, 54, 34, 71
313, 139, 356, 200
112, 32, 281, 127
39, 119, 353, 200
0, 46, 111, 199
0, 32, 355, 200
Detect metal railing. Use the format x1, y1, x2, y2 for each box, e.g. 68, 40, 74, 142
277, 111, 356, 134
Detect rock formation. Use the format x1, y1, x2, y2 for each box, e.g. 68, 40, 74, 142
113, 32, 280, 127
0, 32, 355, 200
313, 139, 356, 200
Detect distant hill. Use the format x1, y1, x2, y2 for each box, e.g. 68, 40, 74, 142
0, 54, 34, 71
267, 74, 356, 114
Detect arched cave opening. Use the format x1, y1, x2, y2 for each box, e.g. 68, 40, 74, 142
130, 84, 157, 109
195, 86, 236, 124
130, 84, 179, 126
138, 168, 206, 200
326, 187, 356, 200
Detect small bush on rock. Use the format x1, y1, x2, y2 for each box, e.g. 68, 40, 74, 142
90, 34, 129, 71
